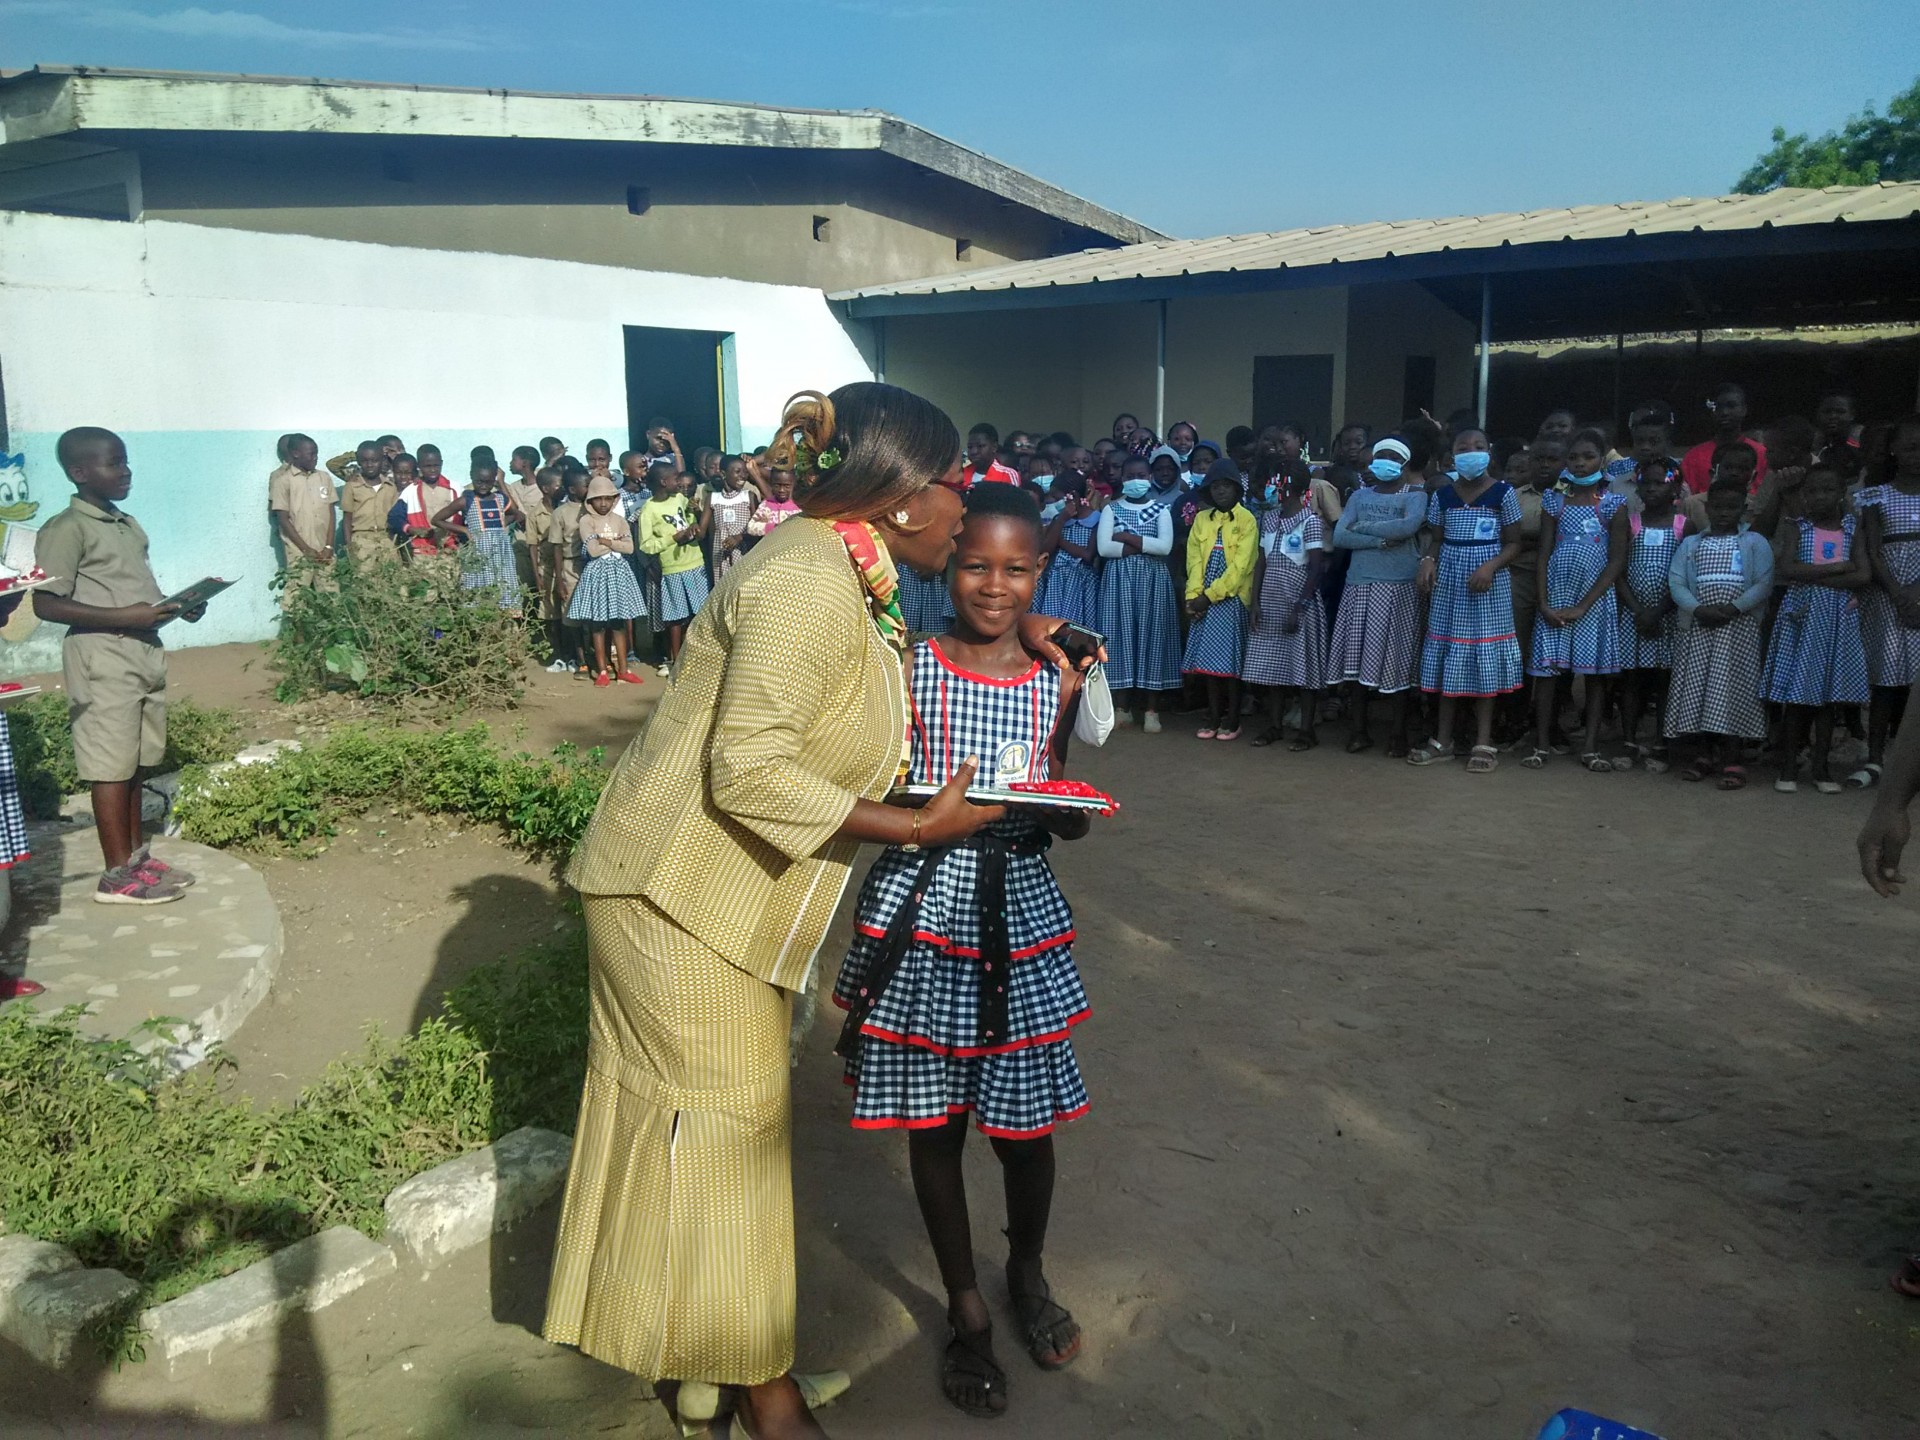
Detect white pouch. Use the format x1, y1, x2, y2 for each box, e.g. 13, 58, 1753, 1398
1073, 663, 1115, 747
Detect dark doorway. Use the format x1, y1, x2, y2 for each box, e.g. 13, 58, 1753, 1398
1402, 355, 1437, 421
624, 325, 735, 456
1251, 354, 1335, 457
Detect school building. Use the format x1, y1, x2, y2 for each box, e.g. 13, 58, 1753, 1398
1, 64, 1917, 670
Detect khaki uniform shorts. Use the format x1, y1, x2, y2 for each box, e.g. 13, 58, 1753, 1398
64, 633, 167, 783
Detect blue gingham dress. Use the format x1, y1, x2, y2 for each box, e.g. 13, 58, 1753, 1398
1097, 500, 1182, 691
1242, 509, 1328, 689
1857, 485, 1920, 687
833, 641, 1090, 1138
1530, 489, 1625, 677
896, 566, 953, 633
566, 521, 648, 625
1180, 524, 1248, 678
1420, 482, 1525, 697
1038, 513, 1100, 629
0, 716, 31, 869
1616, 514, 1687, 670
458, 490, 519, 608
1761, 516, 1870, 706
1665, 536, 1766, 739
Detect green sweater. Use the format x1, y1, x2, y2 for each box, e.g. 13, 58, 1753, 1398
637, 496, 703, 575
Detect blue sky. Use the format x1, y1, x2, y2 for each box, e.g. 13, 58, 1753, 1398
4, 0, 1914, 236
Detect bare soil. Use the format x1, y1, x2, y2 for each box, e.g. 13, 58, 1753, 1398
6, 642, 1920, 1438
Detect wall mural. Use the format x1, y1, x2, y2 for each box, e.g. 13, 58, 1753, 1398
0, 452, 47, 649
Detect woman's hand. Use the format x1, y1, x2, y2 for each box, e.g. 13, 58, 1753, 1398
1467, 562, 1496, 594
1016, 613, 1104, 673
918, 756, 1004, 846
1416, 555, 1437, 597
1859, 798, 1910, 897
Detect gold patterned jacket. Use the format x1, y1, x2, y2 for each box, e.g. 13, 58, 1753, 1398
566, 516, 907, 991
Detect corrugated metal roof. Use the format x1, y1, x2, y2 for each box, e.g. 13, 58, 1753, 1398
832, 183, 1920, 300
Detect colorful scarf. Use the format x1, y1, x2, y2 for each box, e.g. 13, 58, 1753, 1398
831, 519, 908, 655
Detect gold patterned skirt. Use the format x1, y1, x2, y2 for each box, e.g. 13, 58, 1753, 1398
544, 895, 796, 1385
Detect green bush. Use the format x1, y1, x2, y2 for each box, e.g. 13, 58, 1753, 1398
173, 723, 605, 861
269, 554, 532, 715
8, 694, 247, 820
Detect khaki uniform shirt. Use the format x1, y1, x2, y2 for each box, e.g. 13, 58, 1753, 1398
269, 463, 340, 557
35, 497, 165, 624
340, 477, 399, 562
568, 517, 907, 990
549, 501, 585, 571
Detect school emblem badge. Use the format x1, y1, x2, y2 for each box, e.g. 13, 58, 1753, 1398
993, 740, 1031, 784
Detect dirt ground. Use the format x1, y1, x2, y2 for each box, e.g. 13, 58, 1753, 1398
7, 642, 1920, 1438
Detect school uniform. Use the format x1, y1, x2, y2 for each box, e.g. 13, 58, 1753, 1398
1761, 517, 1869, 706
33, 498, 170, 783
1529, 490, 1626, 677
267, 461, 339, 565
1242, 508, 1329, 689
1037, 509, 1100, 631
1855, 484, 1920, 687
1420, 482, 1525, 698
339, 476, 398, 566
1180, 504, 1256, 679
1663, 530, 1774, 740
1330, 486, 1425, 693
457, 488, 518, 607
1095, 498, 1182, 692
1615, 512, 1689, 670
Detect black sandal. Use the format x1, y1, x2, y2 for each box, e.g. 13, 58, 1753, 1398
942, 1325, 1009, 1418
1288, 733, 1319, 753
1345, 733, 1374, 754
1010, 1280, 1082, 1372
1248, 725, 1285, 748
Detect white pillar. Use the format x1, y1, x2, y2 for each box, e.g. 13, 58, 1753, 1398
1155, 299, 1167, 438
1475, 276, 1492, 431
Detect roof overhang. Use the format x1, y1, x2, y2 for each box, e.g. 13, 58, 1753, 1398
0, 65, 1163, 245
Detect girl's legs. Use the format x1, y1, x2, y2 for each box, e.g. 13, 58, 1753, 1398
612, 623, 630, 676
990, 1132, 1080, 1368
1781, 704, 1811, 785
1433, 695, 1457, 750
1385, 689, 1410, 755
1532, 676, 1558, 761
1620, 669, 1644, 753
668, 621, 686, 661
1292, 688, 1320, 749
1200, 676, 1224, 732
1471, 696, 1496, 751
1869, 686, 1896, 767
1348, 686, 1374, 751
590, 626, 609, 677
1810, 705, 1837, 785
1580, 677, 1610, 767
1222, 676, 1242, 733
908, 1115, 1008, 1416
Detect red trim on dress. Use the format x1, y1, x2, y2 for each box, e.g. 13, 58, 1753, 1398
853, 1005, 1091, 1059
850, 1100, 1091, 1138
927, 639, 1042, 688
851, 922, 1076, 961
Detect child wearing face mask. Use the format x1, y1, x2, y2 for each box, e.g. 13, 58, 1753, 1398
1525, 428, 1629, 773
1762, 464, 1872, 791
1665, 477, 1775, 788
1181, 461, 1258, 740
1096, 455, 1182, 731
1036, 472, 1100, 630
1614, 460, 1689, 772
1330, 442, 1428, 756
1243, 459, 1329, 750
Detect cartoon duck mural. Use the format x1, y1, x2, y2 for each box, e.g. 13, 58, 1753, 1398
0, 452, 43, 644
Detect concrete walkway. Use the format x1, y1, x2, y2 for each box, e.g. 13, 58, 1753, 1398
0, 820, 281, 1061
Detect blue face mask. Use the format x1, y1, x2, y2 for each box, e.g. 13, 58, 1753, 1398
1263, 483, 1280, 505
1452, 450, 1491, 480
1369, 458, 1404, 483
1121, 478, 1153, 501
1033, 473, 1054, 492
1561, 466, 1603, 488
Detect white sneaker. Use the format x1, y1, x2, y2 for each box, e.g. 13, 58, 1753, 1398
1143, 712, 1163, 734
655, 662, 671, 677
545, 658, 571, 673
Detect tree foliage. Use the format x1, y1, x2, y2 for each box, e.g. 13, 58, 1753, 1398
1735, 75, 1920, 193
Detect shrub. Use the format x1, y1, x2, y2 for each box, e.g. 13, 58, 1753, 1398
173, 723, 605, 861
8, 694, 247, 820
269, 555, 532, 716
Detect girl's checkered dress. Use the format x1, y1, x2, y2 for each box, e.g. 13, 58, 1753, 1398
1420, 481, 1525, 697
896, 566, 952, 634
1242, 508, 1328, 689
1762, 516, 1870, 706
833, 641, 1090, 1138
1857, 484, 1920, 687
1616, 513, 1687, 670
459, 490, 519, 608
708, 489, 754, 584
1329, 581, 1422, 693
568, 547, 647, 625
1530, 489, 1625, 677
658, 565, 710, 624
1181, 531, 1247, 678
1097, 501, 1182, 692
1665, 535, 1766, 739
1038, 514, 1100, 630
0, 716, 31, 869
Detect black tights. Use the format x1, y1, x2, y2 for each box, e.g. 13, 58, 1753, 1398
908, 1114, 1055, 1321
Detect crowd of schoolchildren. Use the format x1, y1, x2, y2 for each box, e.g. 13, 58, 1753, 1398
265, 421, 804, 687
928, 390, 1919, 794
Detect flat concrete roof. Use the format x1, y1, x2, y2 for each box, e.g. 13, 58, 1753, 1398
0, 65, 1163, 246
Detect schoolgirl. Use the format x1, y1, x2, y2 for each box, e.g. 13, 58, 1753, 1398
1242, 458, 1329, 750
1181, 461, 1258, 740
1665, 478, 1776, 789
1329, 442, 1427, 755
435, 456, 523, 610
635, 464, 709, 665
1614, 461, 1689, 771
1762, 464, 1872, 791
566, 475, 647, 686
707, 455, 758, 583
743, 466, 801, 547
1853, 414, 1920, 788
834, 485, 1092, 1421
1526, 428, 1629, 773
1413, 430, 1526, 773
1095, 455, 1182, 730
1036, 472, 1100, 630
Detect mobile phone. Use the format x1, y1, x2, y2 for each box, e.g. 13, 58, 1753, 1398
1049, 622, 1104, 668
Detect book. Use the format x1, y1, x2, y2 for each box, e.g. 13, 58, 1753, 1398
887, 781, 1118, 814
156, 576, 235, 623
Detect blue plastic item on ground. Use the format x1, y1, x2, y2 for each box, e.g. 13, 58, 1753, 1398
1537, 1410, 1666, 1440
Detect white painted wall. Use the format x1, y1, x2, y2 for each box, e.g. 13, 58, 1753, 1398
0, 211, 872, 662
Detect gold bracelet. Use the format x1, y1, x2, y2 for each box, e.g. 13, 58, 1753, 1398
903, 807, 924, 853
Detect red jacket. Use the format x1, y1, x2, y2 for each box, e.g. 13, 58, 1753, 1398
962, 461, 1022, 489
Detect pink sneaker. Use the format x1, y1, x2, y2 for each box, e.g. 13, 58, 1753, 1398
131, 847, 195, 888
94, 864, 185, 906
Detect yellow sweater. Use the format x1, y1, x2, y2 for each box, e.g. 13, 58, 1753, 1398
1185, 505, 1258, 604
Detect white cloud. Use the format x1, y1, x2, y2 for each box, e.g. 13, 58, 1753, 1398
0, 2, 497, 52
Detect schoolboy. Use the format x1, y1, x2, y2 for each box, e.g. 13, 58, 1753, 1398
35, 428, 205, 904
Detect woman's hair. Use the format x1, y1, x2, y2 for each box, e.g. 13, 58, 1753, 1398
765, 384, 960, 523
1569, 427, 1609, 455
